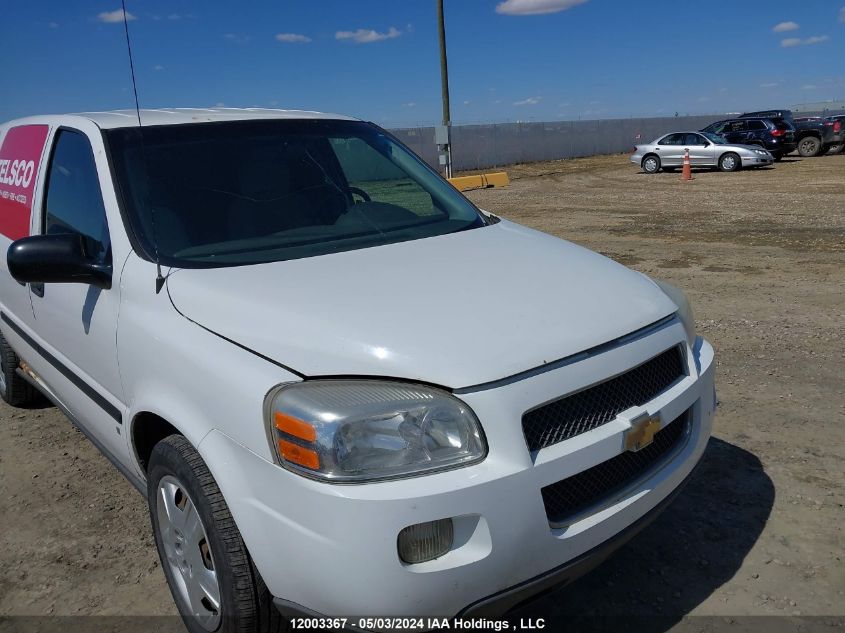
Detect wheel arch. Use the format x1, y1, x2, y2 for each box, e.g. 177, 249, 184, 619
641, 153, 660, 171
718, 151, 742, 171
131, 411, 186, 474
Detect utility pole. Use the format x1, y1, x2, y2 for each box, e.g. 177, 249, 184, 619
436, 0, 453, 177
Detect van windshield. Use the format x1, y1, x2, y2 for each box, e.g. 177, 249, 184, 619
105, 119, 485, 267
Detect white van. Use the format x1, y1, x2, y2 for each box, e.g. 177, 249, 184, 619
0, 109, 716, 631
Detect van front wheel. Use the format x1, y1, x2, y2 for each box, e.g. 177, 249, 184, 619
147, 434, 287, 633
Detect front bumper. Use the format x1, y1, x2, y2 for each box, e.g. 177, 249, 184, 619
274, 468, 693, 622
199, 319, 716, 617
741, 154, 773, 166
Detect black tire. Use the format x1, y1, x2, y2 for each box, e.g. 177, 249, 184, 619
825, 143, 844, 155
148, 435, 286, 633
0, 332, 38, 407
772, 152, 784, 162
718, 152, 741, 172
641, 154, 661, 174
797, 136, 821, 157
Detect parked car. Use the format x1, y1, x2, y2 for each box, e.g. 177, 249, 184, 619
631, 131, 773, 173
0, 109, 716, 627
701, 117, 795, 160
822, 115, 844, 154
740, 109, 837, 157
787, 116, 838, 157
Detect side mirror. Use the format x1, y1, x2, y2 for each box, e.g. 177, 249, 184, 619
702, 141, 710, 147
7, 233, 112, 289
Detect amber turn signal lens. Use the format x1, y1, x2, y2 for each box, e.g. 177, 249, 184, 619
278, 439, 320, 470
274, 411, 317, 442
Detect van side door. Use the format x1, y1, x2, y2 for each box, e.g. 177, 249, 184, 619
0, 124, 50, 337
25, 128, 128, 461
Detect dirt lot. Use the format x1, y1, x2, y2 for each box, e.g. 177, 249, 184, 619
1, 153, 843, 625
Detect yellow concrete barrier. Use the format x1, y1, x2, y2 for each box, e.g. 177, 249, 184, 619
448, 171, 510, 192
483, 171, 510, 188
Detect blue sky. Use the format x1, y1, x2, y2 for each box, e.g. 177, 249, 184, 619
2, 0, 844, 126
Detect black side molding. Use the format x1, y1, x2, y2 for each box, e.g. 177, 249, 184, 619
1, 312, 123, 423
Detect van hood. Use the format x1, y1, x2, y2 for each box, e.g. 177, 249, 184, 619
166, 221, 676, 389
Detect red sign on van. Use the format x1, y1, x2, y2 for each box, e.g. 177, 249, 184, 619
0, 125, 49, 240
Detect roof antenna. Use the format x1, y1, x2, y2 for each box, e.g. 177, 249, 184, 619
121, 0, 166, 294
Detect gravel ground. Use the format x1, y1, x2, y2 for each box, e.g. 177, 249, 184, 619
0, 152, 843, 625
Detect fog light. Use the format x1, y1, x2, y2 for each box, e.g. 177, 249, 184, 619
397, 518, 454, 564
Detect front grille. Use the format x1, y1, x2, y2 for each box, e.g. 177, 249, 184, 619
541, 410, 689, 525
522, 346, 685, 452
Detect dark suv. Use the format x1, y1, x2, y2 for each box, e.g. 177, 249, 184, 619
741, 109, 834, 157
701, 117, 796, 160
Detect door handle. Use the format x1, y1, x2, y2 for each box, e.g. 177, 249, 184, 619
30, 283, 44, 298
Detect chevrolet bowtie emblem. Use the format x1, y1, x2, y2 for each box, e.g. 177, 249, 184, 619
624, 413, 661, 452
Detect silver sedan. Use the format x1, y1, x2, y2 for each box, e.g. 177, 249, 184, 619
631, 131, 774, 173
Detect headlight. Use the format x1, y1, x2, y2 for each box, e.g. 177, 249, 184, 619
653, 279, 696, 347
755, 149, 768, 155
265, 380, 486, 482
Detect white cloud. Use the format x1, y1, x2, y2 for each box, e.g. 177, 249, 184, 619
782, 35, 829, 47
335, 27, 401, 44
801, 84, 817, 90
97, 9, 136, 23
496, 0, 588, 15
167, 13, 181, 20
760, 82, 780, 88
48, 21, 59, 28
463, 100, 471, 105
514, 96, 542, 106
402, 102, 417, 108
772, 21, 799, 32
275, 33, 311, 43
154, 64, 164, 71
697, 96, 710, 102
840, 6, 845, 22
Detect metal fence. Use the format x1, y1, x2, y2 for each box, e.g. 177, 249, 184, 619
389, 110, 843, 172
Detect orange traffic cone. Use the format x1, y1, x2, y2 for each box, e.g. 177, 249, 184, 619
681, 148, 693, 181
